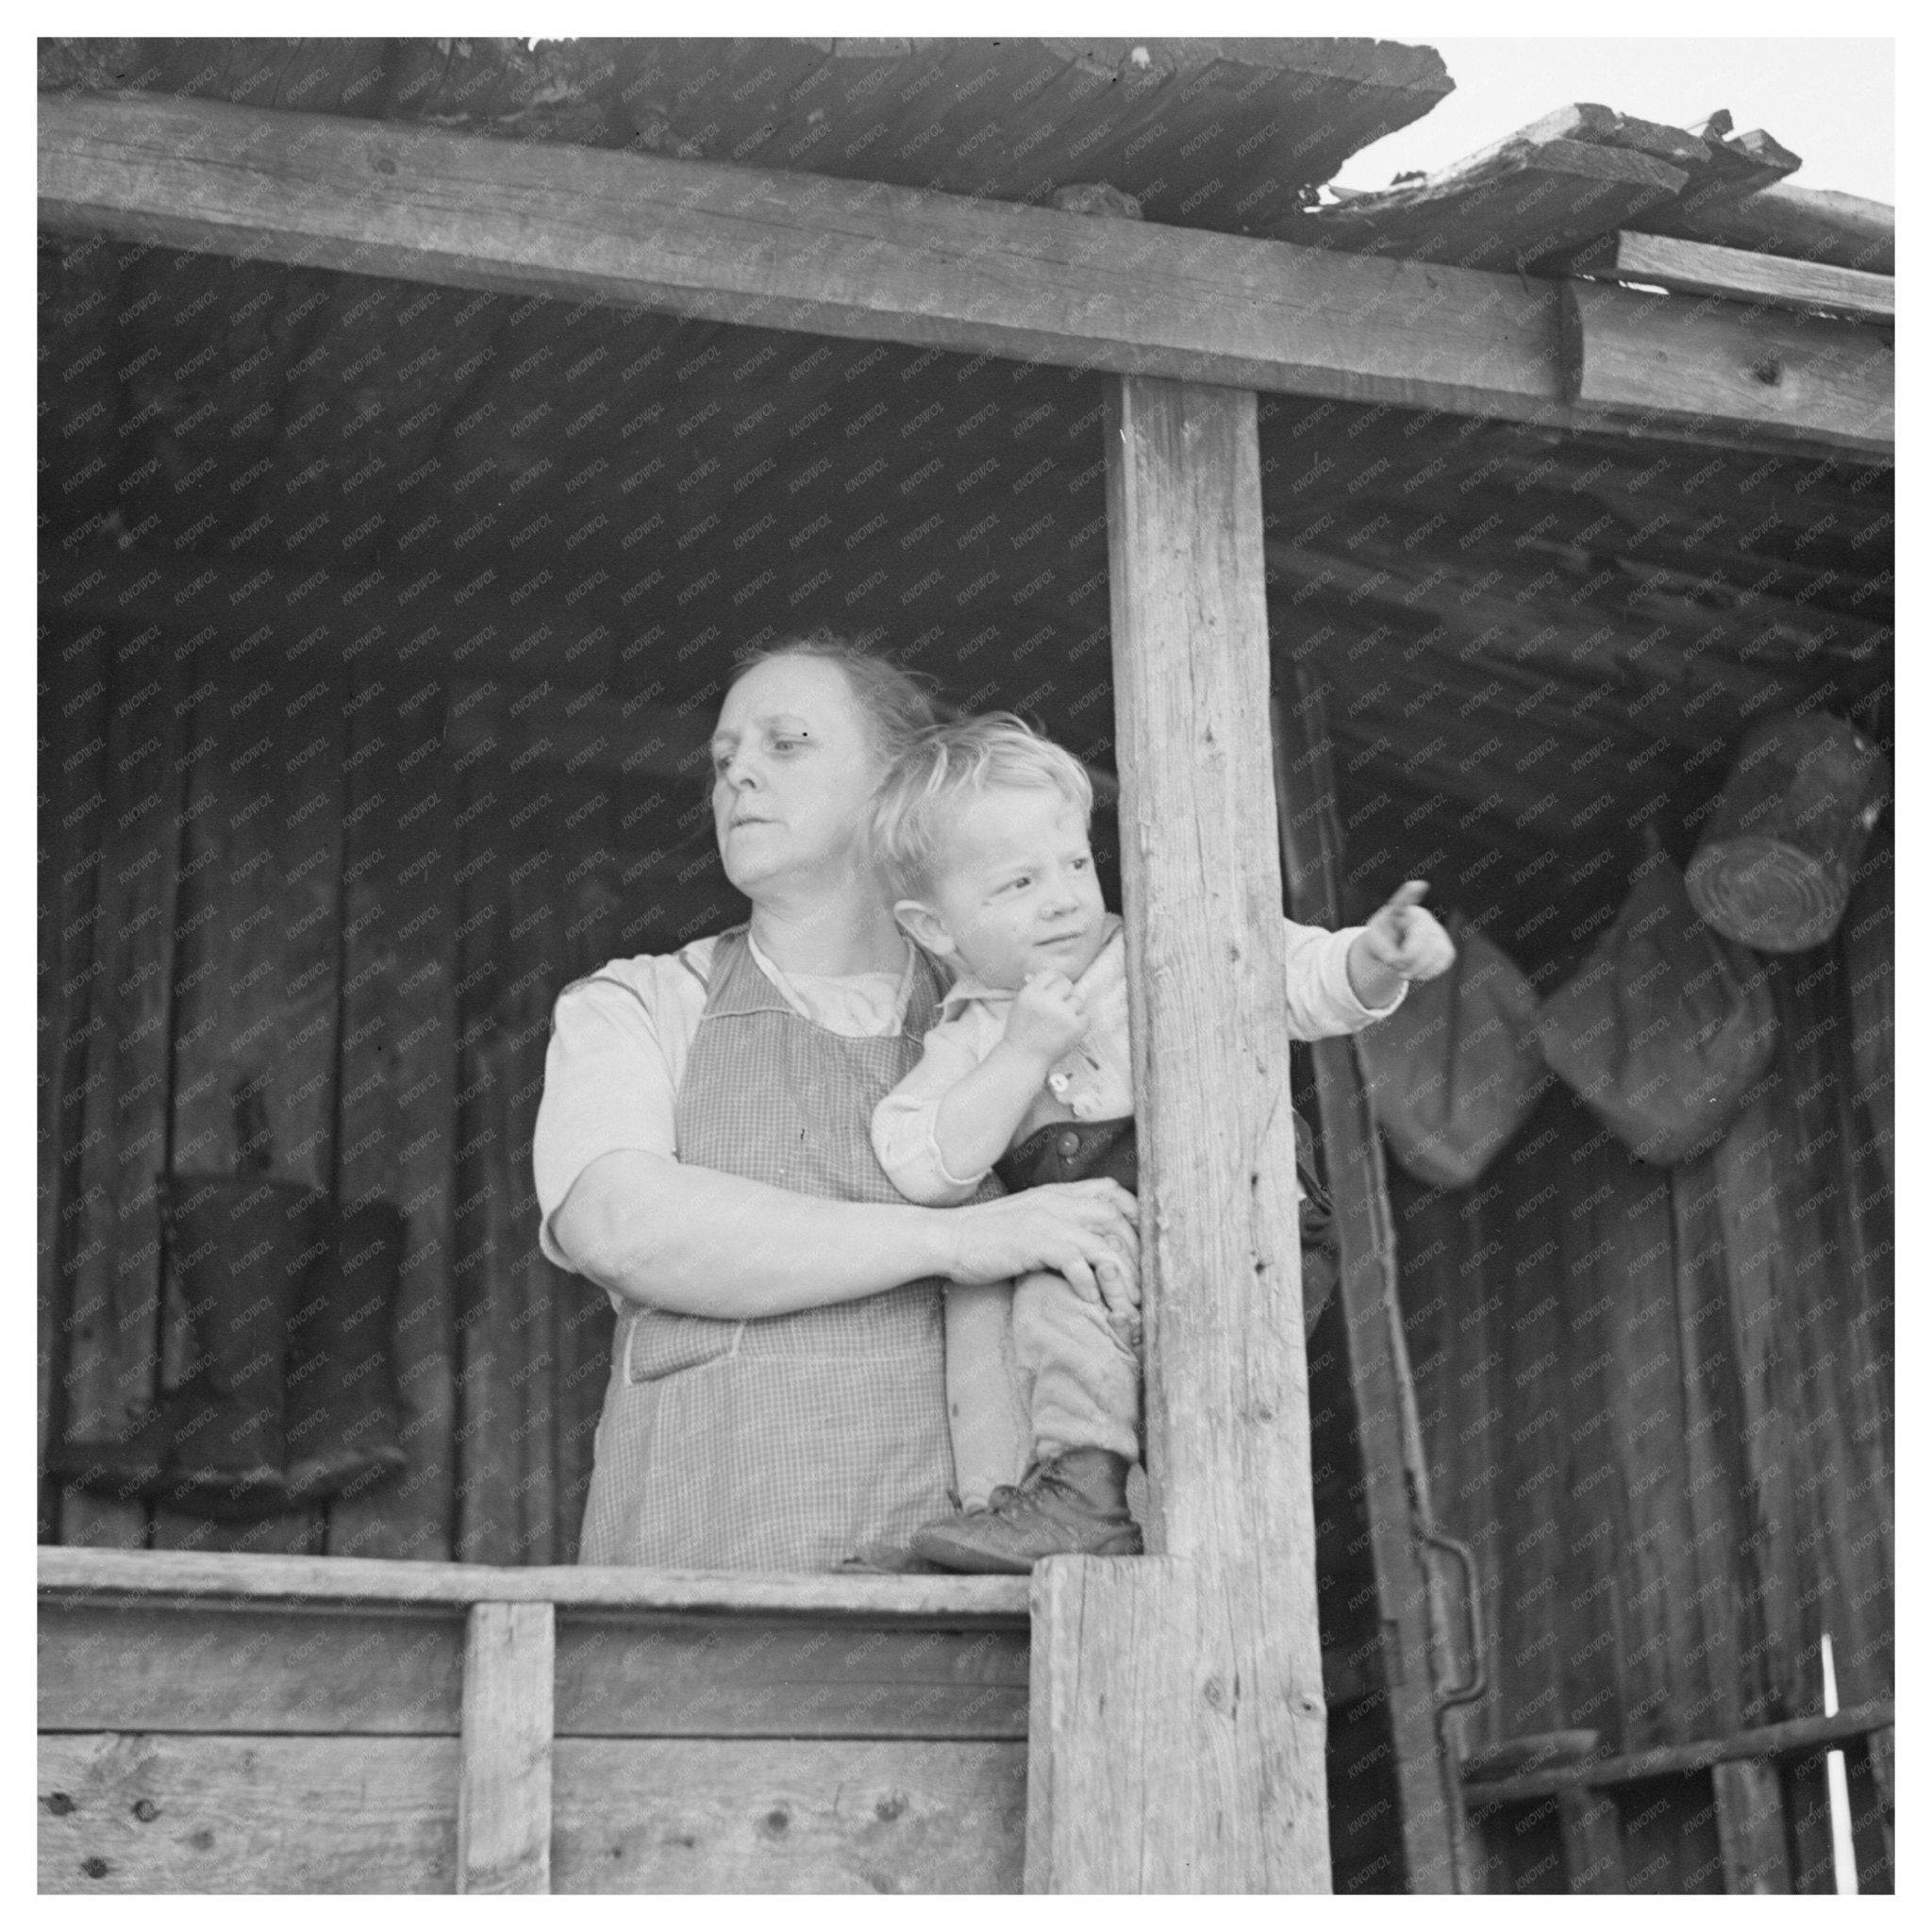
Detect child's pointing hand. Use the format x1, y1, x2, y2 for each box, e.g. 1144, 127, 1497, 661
1346, 881, 1457, 1008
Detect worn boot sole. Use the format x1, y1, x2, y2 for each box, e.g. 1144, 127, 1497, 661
910, 1518, 1143, 1574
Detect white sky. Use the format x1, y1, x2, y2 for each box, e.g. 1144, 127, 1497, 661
1334, 38, 1894, 204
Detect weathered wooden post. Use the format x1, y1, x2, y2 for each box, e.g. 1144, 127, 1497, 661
1025, 376, 1328, 1891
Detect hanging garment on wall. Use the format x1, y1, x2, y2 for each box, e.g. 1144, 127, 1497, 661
1686, 710, 1889, 953
1356, 916, 1547, 1189
1539, 854, 1778, 1166
49, 1175, 408, 1520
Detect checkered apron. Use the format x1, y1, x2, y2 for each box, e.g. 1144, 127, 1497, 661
577, 929, 972, 1570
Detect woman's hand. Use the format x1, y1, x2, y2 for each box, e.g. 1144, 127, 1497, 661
935, 1179, 1140, 1311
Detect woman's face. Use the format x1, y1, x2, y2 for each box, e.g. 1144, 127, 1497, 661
710, 656, 885, 897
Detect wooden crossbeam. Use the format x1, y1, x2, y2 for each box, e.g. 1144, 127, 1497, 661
1583, 230, 1894, 322
1559, 276, 1892, 453
38, 91, 1891, 460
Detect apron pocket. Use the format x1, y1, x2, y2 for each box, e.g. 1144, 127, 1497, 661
624, 1307, 743, 1385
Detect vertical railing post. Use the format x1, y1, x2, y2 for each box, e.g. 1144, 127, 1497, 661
457, 1599, 555, 1892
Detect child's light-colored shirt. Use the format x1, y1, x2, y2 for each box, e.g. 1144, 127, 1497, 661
873, 913, 1401, 1205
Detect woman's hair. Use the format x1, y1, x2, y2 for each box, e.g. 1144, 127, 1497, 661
730, 631, 940, 771
870, 712, 1093, 898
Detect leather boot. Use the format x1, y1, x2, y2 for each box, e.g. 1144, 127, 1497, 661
279, 1199, 408, 1507
909, 1447, 1143, 1574
155, 1174, 325, 1519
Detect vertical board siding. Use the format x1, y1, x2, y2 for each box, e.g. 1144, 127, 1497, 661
328, 662, 460, 1560
1394, 932, 1892, 1757
150, 633, 346, 1557
41, 621, 114, 1542
57, 622, 189, 1552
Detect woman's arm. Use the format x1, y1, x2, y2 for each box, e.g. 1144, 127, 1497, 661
552, 1147, 1140, 1320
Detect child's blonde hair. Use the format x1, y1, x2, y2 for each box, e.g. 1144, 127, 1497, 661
871, 712, 1093, 898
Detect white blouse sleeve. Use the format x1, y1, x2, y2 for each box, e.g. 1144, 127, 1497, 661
531, 951, 706, 1269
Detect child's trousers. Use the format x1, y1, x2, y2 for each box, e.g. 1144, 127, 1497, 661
941, 1111, 1338, 1506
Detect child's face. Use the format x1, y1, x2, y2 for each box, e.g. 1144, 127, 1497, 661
901, 785, 1108, 991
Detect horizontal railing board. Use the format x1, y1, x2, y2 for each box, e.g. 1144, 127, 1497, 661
39, 1602, 464, 1737
554, 1613, 1030, 1741
1460, 1699, 1895, 1807
39, 1546, 1029, 1622
41, 1597, 1030, 1741
550, 1738, 1025, 1893
41, 1732, 459, 1893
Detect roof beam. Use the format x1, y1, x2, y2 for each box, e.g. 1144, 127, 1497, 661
40, 91, 1890, 461
1578, 231, 1894, 323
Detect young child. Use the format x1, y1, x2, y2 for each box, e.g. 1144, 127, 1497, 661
869, 714, 1455, 1573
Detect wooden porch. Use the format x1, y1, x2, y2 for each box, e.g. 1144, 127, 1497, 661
40, 37, 1891, 1894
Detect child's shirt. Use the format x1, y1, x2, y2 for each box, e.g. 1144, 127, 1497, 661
873, 912, 1400, 1206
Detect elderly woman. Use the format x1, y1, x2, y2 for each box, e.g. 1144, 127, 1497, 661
533, 638, 1138, 1571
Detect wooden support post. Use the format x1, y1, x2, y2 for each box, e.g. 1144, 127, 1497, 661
1273, 678, 1461, 1893
1557, 1790, 1628, 1893
457, 1601, 555, 1893
1712, 1758, 1792, 1893
1025, 376, 1324, 1893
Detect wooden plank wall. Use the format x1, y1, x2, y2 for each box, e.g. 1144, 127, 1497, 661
1392, 878, 1894, 1763
37, 602, 739, 1566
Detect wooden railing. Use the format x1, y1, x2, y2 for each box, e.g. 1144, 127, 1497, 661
1460, 1704, 1895, 1894
39, 1547, 1031, 1893
40, 1544, 1391, 1893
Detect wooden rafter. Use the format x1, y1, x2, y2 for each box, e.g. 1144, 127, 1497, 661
39, 92, 1891, 461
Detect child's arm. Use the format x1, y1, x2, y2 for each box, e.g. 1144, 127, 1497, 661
873, 975, 1089, 1202
933, 974, 1090, 1181
1284, 881, 1456, 1040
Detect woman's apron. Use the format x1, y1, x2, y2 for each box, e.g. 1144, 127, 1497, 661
577, 928, 967, 1570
